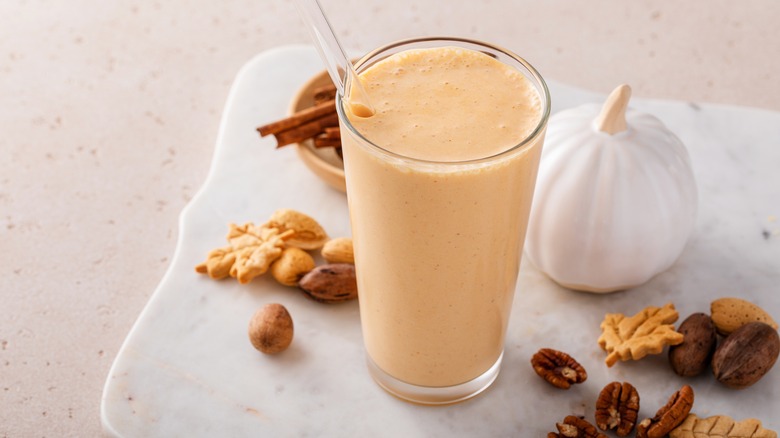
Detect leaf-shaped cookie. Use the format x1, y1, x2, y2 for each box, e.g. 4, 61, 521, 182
670, 414, 777, 438
196, 246, 237, 280
231, 227, 294, 284
227, 222, 265, 249
195, 223, 293, 283
598, 302, 684, 367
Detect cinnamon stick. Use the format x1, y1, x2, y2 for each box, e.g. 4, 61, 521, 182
313, 135, 341, 148
313, 84, 338, 104
257, 99, 336, 137
323, 127, 341, 140
273, 112, 339, 148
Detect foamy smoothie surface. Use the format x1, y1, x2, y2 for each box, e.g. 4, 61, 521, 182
347, 47, 542, 162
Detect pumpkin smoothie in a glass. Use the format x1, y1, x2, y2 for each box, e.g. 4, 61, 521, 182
337, 38, 549, 404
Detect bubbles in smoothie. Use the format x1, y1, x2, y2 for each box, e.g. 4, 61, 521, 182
348, 47, 542, 161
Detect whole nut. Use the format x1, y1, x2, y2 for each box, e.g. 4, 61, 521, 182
265, 208, 329, 250
669, 313, 717, 377
321, 237, 354, 264
711, 297, 778, 336
636, 385, 694, 438
711, 321, 780, 389
248, 303, 294, 354
298, 263, 357, 303
595, 381, 640, 437
531, 348, 588, 389
270, 247, 316, 286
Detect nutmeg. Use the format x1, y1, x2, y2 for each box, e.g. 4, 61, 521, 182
248, 303, 294, 354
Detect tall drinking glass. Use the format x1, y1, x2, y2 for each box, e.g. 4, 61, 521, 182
337, 37, 550, 405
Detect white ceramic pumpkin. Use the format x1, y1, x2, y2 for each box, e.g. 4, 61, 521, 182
525, 85, 697, 293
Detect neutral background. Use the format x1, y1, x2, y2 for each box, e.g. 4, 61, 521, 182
1, 1, 779, 436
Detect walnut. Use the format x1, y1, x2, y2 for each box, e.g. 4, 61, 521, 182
549, 416, 607, 438
595, 381, 640, 436
531, 348, 588, 389
636, 384, 694, 438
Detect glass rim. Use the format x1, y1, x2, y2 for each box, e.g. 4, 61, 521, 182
336, 36, 551, 166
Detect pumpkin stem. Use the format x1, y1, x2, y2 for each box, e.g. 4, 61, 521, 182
595, 84, 632, 134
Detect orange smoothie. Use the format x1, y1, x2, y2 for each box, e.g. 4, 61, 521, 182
339, 43, 547, 393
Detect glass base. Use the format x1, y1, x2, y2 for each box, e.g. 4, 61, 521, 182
366, 352, 503, 405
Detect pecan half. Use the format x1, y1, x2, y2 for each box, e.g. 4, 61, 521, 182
531, 348, 588, 389
595, 381, 640, 436
636, 384, 694, 438
549, 416, 607, 438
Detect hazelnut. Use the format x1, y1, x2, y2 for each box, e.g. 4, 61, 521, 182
270, 247, 316, 286
668, 313, 717, 377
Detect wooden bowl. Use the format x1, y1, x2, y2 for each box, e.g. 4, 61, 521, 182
288, 71, 346, 193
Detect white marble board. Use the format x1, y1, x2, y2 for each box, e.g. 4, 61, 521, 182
101, 45, 780, 436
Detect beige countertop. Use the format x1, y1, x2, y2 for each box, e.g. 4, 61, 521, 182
1, 1, 778, 436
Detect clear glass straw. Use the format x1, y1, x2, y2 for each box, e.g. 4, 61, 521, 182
293, 0, 375, 117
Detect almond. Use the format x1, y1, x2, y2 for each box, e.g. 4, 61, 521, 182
321, 237, 354, 264
711, 297, 778, 336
